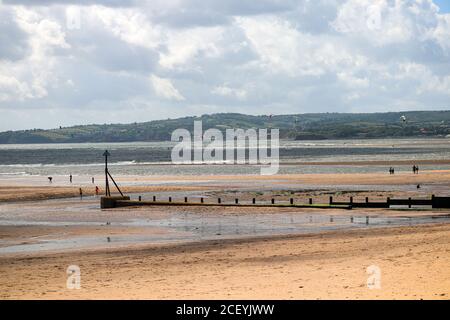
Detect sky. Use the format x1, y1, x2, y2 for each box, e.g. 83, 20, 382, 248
0, 0, 449, 131
434, 0, 450, 13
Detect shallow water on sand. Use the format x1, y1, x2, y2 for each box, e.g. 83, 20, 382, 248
1, 138, 450, 176
0, 196, 449, 255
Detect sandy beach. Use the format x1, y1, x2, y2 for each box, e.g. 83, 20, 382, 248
2, 169, 450, 202
1, 223, 449, 299
2, 0, 450, 303
1, 169, 450, 299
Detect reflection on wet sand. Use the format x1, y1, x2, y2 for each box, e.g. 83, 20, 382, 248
0, 194, 449, 255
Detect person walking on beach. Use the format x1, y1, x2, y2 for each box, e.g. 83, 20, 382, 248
416, 165, 419, 174
79, 188, 83, 199
412, 165, 416, 174
92, 177, 95, 184
48, 177, 53, 183
95, 186, 99, 197
69, 174, 72, 183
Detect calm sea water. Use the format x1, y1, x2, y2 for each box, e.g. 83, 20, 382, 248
0, 138, 450, 176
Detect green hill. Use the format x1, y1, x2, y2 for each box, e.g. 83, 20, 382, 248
1, 111, 450, 143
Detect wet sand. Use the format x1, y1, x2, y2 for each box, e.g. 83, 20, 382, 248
0, 170, 450, 299
2, 170, 450, 202
0, 185, 207, 203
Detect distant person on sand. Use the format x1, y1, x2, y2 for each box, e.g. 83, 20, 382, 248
412, 165, 416, 174
95, 186, 99, 196
48, 177, 53, 183
79, 188, 83, 199
69, 174, 72, 183
92, 177, 95, 184
416, 165, 419, 174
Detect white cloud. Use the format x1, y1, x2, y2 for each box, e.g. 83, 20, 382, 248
211, 85, 247, 100
0, 74, 29, 102
0, 0, 449, 130
150, 74, 185, 101
237, 16, 367, 77
396, 63, 450, 95
332, 0, 440, 45
93, 6, 162, 50
0, 6, 70, 102
432, 13, 450, 51
337, 72, 370, 88
159, 26, 224, 69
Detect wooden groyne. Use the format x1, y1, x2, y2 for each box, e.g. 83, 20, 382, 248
101, 196, 352, 210
97, 150, 450, 211
329, 195, 450, 209
101, 195, 450, 210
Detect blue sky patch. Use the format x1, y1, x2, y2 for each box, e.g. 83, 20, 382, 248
434, 0, 450, 13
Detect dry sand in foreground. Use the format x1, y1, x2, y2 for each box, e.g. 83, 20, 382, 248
1, 223, 449, 300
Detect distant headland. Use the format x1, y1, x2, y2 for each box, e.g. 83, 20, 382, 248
1, 111, 450, 144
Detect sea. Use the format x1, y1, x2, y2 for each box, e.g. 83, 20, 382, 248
0, 138, 450, 177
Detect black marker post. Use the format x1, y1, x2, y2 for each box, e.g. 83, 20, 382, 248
103, 150, 111, 196
103, 150, 124, 197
